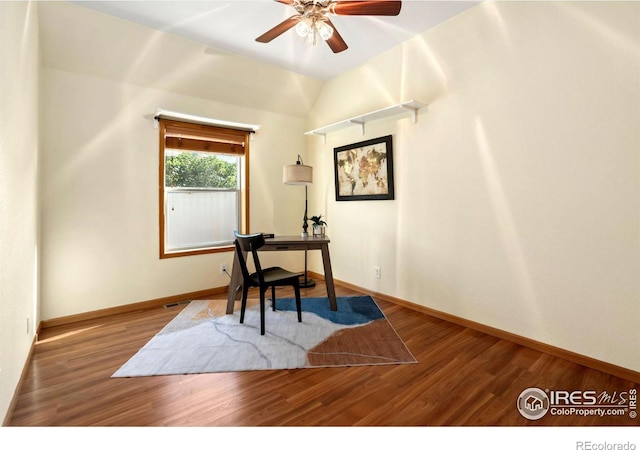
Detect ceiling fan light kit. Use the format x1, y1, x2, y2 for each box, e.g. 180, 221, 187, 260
256, 0, 402, 53
295, 16, 334, 47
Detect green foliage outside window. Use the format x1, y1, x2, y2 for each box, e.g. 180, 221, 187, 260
165, 151, 237, 189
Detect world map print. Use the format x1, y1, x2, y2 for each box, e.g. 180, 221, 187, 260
336, 143, 390, 197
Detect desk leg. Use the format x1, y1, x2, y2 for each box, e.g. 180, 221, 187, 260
321, 244, 337, 311
226, 250, 243, 314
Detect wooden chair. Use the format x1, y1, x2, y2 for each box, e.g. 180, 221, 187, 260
233, 231, 302, 335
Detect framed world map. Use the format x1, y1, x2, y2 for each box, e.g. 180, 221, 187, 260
333, 135, 395, 201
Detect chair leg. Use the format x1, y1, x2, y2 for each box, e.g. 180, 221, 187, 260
294, 283, 302, 323
271, 285, 276, 311
259, 289, 266, 335
240, 285, 249, 324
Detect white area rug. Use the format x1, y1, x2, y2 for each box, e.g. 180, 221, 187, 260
112, 296, 416, 377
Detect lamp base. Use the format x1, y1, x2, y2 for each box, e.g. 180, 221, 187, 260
299, 277, 316, 288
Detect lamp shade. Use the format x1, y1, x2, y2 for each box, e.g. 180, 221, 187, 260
283, 163, 313, 185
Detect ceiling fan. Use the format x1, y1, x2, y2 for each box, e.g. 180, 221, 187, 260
256, 0, 402, 53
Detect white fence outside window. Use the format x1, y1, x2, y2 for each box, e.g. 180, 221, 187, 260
165, 189, 239, 251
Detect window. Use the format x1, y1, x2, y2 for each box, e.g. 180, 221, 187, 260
158, 118, 250, 258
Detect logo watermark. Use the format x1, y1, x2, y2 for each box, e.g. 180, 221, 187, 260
517, 387, 637, 420
576, 442, 636, 450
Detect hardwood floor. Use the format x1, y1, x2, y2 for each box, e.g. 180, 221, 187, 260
8, 282, 639, 426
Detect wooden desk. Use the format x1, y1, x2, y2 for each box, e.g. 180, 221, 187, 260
226, 235, 337, 314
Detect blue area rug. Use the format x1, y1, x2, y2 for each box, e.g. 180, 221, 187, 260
275, 295, 385, 325
112, 296, 416, 377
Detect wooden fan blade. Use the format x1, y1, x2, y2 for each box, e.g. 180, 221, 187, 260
324, 18, 348, 53
256, 16, 301, 43
329, 1, 402, 16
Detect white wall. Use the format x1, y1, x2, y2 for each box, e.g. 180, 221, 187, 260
307, 1, 640, 372
0, 2, 40, 422
39, 67, 308, 320
37, 1, 323, 119
34, 1, 316, 322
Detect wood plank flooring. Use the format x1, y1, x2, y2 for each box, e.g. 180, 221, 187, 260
8, 282, 639, 426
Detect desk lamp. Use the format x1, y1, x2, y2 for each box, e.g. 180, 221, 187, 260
283, 155, 315, 288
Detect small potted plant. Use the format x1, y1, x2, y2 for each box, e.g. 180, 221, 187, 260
309, 214, 327, 237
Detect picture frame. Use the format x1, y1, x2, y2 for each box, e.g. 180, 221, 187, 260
333, 135, 394, 201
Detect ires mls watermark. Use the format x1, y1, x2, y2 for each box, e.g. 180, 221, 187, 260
516, 387, 637, 420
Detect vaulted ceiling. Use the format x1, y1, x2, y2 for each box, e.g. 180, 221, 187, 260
39, 1, 478, 117
70, 1, 478, 80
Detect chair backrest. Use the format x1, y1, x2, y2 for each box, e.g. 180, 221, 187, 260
233, 231, 266, 286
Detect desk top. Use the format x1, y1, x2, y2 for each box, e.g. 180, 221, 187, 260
264, 235, 330, 244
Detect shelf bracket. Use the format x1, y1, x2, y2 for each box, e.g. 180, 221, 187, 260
349, 119, 366, 135
400, 105, 420, 124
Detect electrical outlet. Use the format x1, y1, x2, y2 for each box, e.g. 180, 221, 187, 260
220, 263, 228, 274
374, 266, 381, 279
